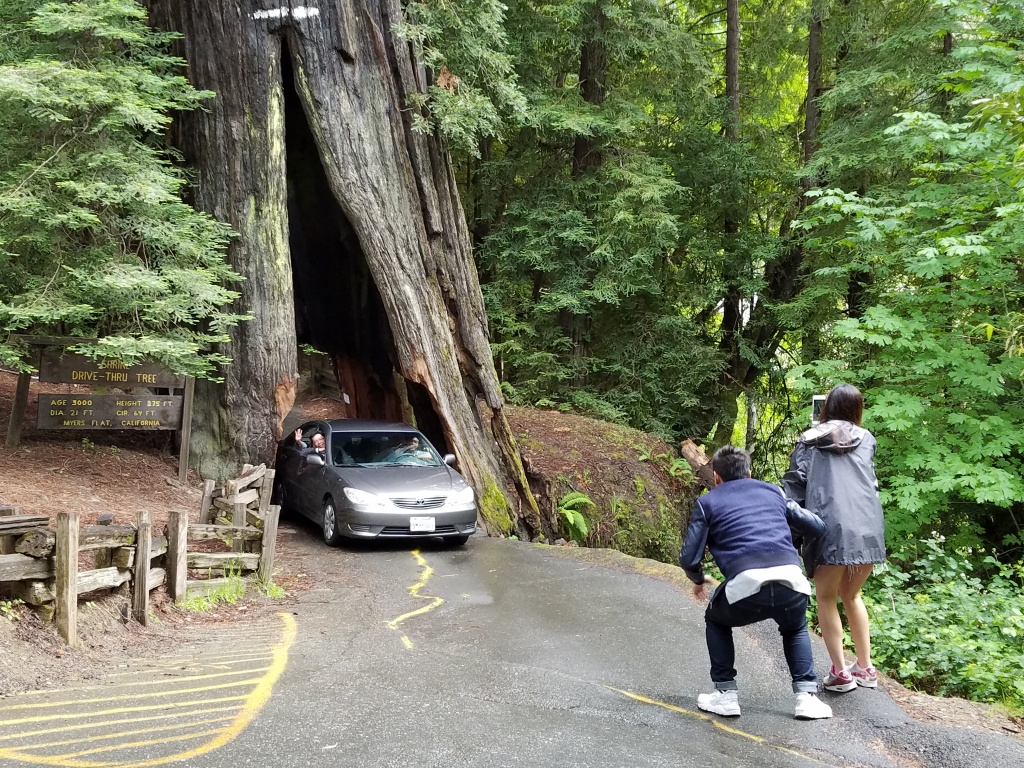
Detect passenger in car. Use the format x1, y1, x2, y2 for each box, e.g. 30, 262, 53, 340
293, 428, 326, 459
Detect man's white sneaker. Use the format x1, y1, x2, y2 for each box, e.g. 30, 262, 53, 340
697, 689, 741, 717
794, 692, 833, 720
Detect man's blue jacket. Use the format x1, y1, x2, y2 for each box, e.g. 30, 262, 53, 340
678, 477, 825, 585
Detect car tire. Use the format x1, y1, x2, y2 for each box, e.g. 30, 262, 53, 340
322, 496, 344, 547
445, 534, 470, 546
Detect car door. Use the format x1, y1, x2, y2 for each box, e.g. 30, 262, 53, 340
276, 421, 317, 518
294, 421, 330, 519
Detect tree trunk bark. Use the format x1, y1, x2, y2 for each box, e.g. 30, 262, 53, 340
150, 0, 540, 536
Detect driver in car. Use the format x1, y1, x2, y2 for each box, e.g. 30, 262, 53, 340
293, 428, 326, 458
386, 437, 428, 462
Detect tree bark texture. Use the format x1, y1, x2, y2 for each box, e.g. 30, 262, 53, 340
150, 0, 540, 535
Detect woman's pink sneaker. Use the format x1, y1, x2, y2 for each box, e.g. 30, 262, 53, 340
850, 663, 878, 688
823, 665, 856, 692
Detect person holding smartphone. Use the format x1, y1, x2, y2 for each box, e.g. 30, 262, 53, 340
783, 384, 886, 693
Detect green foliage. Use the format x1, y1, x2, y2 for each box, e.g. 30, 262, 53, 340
797, 0, 1024, 553
0, 598, 24, 621
178, 570, 246, 612
611, 497, 683, 564
0, 0, 243, 378
557, 490, 594, 542
398, 0, 527, 154
864, 537, 1024, 712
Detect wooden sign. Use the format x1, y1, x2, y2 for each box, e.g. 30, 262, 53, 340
39, 349, 185, 388
37, 394, 183, 431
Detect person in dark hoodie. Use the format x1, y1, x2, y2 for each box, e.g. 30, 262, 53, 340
679, 445, 833, 720
783, 384, 886, 693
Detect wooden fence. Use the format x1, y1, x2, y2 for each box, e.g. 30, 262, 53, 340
0, 465, 280, 647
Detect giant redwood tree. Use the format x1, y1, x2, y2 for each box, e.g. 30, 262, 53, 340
148, 0, 540, 535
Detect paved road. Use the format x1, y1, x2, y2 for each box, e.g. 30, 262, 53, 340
1, 523, 1022, 768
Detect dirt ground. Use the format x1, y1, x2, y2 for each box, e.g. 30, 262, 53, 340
0, 368, 1021, 742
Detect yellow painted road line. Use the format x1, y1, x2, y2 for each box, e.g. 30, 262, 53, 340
386, 549, 444, 649
11, 668, 271, 698
43, 728, 228, 760
0, 707, 242, 744
99, 655, 273, 678
0, 695, 250, 728
605, 687, 839, 767
8, 717, 236, 751
0, 612, 296, 767
0, 679, 265, 712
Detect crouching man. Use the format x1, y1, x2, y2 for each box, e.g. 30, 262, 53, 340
679, 445, 832, 720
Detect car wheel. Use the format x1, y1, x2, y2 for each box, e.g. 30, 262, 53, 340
445, 534, 470, 546
322, 497, 343, 547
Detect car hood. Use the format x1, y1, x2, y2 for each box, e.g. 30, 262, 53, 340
330, 465, 462, 496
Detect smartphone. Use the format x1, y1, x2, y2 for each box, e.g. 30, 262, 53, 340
811, 394, 826, 426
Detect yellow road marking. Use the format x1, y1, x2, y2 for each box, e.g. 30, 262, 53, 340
0, 707, 241, 743
0, 679, 265, 713
386, 549, 444, 649
0, 695, 250, 728
5, 717, 235, 751
99, 655, 273, 678
0, 612, 296, 767
11, 668, 271, 699
605, 687, 838, 766
45, 728, 228, 760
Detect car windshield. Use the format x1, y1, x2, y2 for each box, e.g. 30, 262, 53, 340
331, 432, 442, 467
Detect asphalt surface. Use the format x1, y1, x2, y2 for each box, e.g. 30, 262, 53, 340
1, 523, 1022, 768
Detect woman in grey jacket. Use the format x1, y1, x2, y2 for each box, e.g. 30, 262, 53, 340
783, 384, 886, 693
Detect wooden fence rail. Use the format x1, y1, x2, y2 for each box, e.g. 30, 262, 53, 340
0, 464, 281, 646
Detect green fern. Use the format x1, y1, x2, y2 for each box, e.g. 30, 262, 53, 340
557, 491, 594, 543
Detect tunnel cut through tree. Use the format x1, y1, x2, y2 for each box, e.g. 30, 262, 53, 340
149, 0, 541, 536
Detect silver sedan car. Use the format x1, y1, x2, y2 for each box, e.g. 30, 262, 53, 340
272, 420, 478, 546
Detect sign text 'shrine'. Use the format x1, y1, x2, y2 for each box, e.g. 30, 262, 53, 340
39, 350, 186, 388
37, 395, 183, 430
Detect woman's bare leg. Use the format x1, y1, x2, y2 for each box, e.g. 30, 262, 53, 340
813, 565, 848, 670
838, 564, 875, 668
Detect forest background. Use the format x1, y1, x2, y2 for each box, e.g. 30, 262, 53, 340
1, 0, 1023, 714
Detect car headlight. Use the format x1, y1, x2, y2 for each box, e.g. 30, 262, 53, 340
343, 487, 388, 507
449, 485, 475, 505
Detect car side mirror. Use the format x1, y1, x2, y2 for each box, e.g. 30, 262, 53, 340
443, 454, 456, 466
306, 454, 325, 467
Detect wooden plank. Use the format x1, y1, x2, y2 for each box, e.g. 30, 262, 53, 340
76, 567, 132, 595
245, 509, 265, 528
167, 509, 187, 603
235, 464, 267, 490
132, 510, 152, 625
198, 479, 216, 525
55, 511, 79, 648
0, 507, 19, 555
10, 580, 53, 606
178, 376, 195, 483
187, 524, 262, 542
212, 488, 260, 509
15, 531, 54, 558
110, 535, 166, 569
257, 468, 275, 518
258, 505, 280, 584
5, 371, 31, 448
0, 553, 55, 581
186, 552, 259, 572
15, 525, 142, 557
148, 567, 166, 591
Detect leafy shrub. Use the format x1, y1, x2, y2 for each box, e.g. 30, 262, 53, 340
862, 536, 1024, 712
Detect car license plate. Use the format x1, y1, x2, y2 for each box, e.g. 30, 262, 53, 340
410, 516, 435, 532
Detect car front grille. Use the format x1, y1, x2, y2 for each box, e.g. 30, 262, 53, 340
381, 524, 458, 536
390, 496, 447, 510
